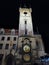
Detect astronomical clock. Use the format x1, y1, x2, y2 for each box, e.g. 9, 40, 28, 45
22, 38, 32, 64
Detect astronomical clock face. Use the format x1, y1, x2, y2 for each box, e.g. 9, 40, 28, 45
23, 45, 30, 52
23, 54, 30, 61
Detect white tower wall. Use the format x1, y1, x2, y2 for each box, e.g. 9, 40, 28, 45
19, 8, 34, 36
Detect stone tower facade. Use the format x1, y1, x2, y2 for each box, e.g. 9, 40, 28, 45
19, 8, 33, 36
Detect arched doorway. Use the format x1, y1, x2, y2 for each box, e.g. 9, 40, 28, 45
5, 53, 14, 65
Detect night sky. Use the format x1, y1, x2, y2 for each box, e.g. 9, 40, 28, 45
0, 0, 49, 53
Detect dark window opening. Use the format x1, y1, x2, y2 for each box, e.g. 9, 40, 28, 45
25, 21, 27, 24
24, 12, 27, 15
0, 54, 3, 65
13, 44, 16, 49
0, 44, 3, 49
36, 41, 39, 49
7, 37, 10, 41
13, 37, 16, 41
25, 21, 27, 34
5, 44, 9, 49
1, 37, 5, 41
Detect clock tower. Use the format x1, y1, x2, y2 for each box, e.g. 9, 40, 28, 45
15, 7, 47, 65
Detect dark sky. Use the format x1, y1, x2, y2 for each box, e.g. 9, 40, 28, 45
0, 0, 49, 53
